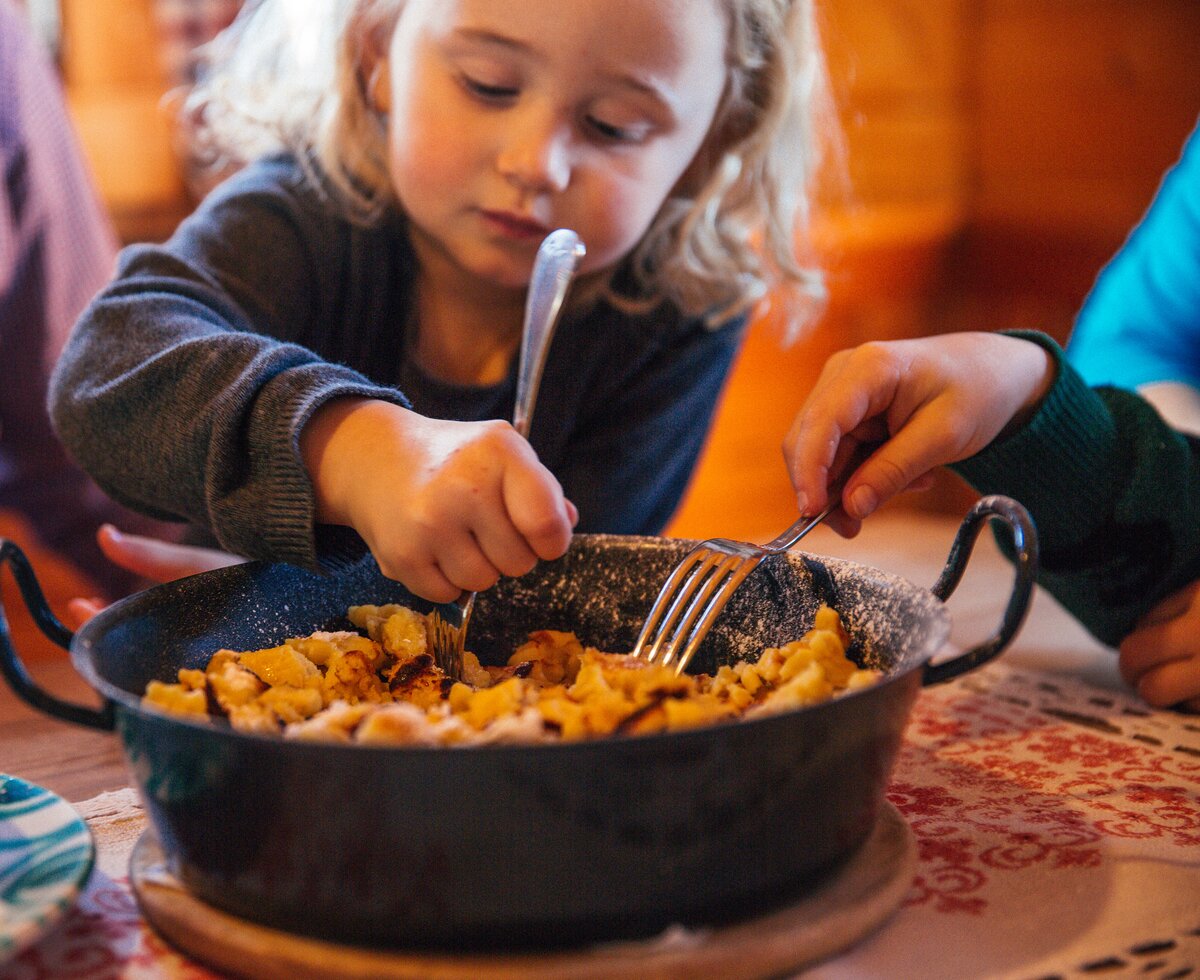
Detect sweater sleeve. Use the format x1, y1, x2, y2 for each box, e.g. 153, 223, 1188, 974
951, 331, 1200, 646
48, 160, 410, 572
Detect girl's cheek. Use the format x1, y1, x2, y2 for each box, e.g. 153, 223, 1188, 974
596, 179, 670, 257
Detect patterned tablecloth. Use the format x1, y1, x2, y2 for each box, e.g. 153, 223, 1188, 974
4, 663, 1199, 980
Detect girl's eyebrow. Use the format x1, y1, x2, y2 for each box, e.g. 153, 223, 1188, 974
452, 26, 531, 55
451, 26, 680, 116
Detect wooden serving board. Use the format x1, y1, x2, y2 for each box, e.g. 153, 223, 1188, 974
131, 802, 914, 979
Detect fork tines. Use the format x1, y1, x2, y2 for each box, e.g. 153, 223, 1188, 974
427, 607, 465, 680
632, 544, 765, 673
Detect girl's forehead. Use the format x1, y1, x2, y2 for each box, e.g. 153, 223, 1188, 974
396, 0, 730, 71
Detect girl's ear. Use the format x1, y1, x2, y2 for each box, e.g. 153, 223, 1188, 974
366, 56, 392, 114
357, 14, 393, 114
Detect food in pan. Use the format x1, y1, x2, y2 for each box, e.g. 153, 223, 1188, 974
142, 603, 879, 744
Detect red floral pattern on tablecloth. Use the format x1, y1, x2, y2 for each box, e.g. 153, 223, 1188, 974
3, 871, 219, 980
889, 665, 1200, 917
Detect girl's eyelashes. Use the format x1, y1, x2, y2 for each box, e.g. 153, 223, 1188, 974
460, 73, 519, 102
584, 115, 650, 145
456, 67, 655, 145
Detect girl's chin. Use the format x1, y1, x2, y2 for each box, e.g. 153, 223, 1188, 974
461, 254, 538, 293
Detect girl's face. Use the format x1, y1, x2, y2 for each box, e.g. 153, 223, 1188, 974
375, 0, 728, 292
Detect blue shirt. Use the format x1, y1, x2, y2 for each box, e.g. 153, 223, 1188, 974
1068, 120, 1200, 389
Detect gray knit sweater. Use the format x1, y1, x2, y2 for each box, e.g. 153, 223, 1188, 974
49, 156, 742, 573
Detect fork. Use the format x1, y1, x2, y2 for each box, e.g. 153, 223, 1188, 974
631, 504, 834, 675
426, 228, 586, 679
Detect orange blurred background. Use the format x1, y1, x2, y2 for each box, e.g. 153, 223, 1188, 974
6, 0, 1200, 666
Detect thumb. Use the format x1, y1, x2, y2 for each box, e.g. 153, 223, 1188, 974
501, 463, 574, 561
838, 426, 948, 520
97, 525, 243, 583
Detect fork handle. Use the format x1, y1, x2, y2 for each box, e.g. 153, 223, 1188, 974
762, 504, 834, 553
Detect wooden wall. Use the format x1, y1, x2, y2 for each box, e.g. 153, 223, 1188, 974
951, 0, 1200, 343
668, 0, 1200, 539
59, 0, 188, 242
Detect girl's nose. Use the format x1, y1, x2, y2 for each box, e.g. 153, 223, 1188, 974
496, 114, 571, 195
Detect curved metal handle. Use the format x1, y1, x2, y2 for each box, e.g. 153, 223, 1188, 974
0, 539, 114, 730
512, 228, 586, 438
922, 495, 1039, 686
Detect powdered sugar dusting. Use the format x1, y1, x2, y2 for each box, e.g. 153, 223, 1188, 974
88, 534, 950, 704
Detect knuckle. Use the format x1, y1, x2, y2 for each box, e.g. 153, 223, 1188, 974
477, 419, 519, 448
526, 517, 570, 556
853, 342, 899, 378
499, 551, 538, 578
868, 456, 912, 495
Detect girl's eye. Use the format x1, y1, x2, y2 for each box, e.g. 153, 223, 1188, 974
586, 115, 649, 145
461, 74, 518, 102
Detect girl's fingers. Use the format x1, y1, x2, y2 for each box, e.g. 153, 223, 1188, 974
906, 472, 937, 493
65, 597, 106, 629
1135, 580, 1200, 629
431, 531, 505, 594
836, 413, 953, 521
471, 514, 540, 579
1118, 612, 1199, 689
822, 510, 862, 538
377, 553, 464, 605
501, 463, 574, 561
1133, 654, 1200, 709
785, 352, 904, 514
97, 525, 242, 582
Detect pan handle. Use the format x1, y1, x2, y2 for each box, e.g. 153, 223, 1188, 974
0, 539, 114, 731
921, 495, 1039, 686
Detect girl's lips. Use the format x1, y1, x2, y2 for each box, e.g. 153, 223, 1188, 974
481, 209, 551, 241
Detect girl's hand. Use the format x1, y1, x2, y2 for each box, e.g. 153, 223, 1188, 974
303, 399, 578, 603
1119, 580, 1200, 712
65, 525, 244, 627
784, 333, 1056, 536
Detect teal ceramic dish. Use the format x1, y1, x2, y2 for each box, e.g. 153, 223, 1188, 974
0, 774, 95, 962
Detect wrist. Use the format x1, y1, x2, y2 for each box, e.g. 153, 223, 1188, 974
998, 337, 1058, 439
301, 397, 396, 524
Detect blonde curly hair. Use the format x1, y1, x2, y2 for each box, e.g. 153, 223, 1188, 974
188, 0, 835, 331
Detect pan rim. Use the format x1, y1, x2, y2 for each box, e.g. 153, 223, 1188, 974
69, 534, 949, 755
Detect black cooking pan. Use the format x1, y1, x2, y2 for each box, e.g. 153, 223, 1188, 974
0, 495, 1036, 950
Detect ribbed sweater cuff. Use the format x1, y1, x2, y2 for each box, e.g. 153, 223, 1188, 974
951, 330, 1121, 546
259, 371, 411, 574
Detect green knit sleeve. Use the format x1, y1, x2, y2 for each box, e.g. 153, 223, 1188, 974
951, 331, 1200, 646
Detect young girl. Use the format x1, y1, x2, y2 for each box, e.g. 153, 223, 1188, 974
50, 0, 834, 604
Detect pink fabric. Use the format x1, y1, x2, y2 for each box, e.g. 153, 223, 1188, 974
0, 0, 178, 597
